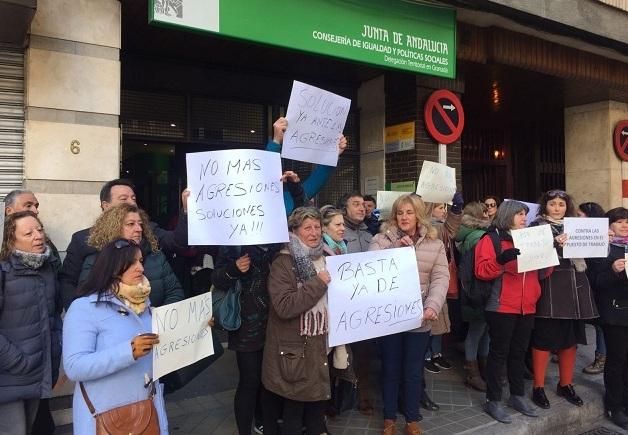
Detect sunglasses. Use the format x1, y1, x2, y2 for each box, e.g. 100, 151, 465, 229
114, 239, 138, 249
548, 189, 567, 198
484, 203, 497, 208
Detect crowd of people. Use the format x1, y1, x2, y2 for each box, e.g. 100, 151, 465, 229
2, 119, 628, 435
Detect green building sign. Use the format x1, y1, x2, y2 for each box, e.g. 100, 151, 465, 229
149, 0, 456, 79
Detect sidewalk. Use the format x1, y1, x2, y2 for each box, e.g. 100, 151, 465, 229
56, 325, 618, 434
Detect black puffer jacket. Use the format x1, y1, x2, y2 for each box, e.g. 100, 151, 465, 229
587, 244, 628, 327
0, 252, 62, 404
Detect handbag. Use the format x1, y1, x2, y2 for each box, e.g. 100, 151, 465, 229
447, 243, 459, 299
211, 280, 242, 331
161, 327, 225, 394
79, 381, 159, 435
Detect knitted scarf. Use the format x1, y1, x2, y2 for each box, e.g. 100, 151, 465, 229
322, 233, 347, 255
287, 232, 328, 336
13, 245, 51, 269
610, 236, 628, 249
116, 275, 151, 315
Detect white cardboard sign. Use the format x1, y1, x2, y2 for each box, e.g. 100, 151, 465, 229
376, 191, 408, 220
152, 292, 214, 379
326, 247, 423, 347
282, 80, 351, 167
415, 161, 456, 204
511, 224, 560, 273
563, 217, 609, 258
186, 149, 289, 245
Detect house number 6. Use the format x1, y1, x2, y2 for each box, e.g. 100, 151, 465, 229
70, 140, 80, 154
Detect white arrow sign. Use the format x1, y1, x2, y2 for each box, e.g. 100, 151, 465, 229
442, 104, 455, 111
622, 131, 628, 136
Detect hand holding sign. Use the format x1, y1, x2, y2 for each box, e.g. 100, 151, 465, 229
511, 225, 559, 273
282, 81, 351, 167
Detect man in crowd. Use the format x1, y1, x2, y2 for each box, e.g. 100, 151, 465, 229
363, 194, 381, 236
337, 191, 375, 415
59, 179, 189, 309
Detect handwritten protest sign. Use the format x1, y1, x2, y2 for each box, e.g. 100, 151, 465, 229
376, 191, 408, 220
563, 217, 609, 258
511, 225, 559, 273
282, 80, 351, 167
326, 247, 423, 347
152, 292, 214, 379
186, 149, 289, 245
415, 161, 456, 204
504, 199, 540, 227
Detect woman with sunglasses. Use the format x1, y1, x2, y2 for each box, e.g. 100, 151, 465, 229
63, 239, 169, 434
0, 211, 61, 435
78, 203, 184, 307
483, 196, 500, 221
528, 190, 598, 410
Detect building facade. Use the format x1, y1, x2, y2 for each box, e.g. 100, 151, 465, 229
0, 0, 627, 253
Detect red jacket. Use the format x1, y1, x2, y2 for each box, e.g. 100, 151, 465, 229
474, 233, 552, 315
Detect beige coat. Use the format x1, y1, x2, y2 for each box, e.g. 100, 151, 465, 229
369, 225, 449, 333
261, 253, 331, 402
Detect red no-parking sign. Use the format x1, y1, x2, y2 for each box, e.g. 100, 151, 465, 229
614, 120, 628, 161
424, 89, 465, 144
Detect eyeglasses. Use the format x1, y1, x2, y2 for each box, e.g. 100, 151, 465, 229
114, 239, 137, 249
548, 189, 567, 198
485, 203, 497, 208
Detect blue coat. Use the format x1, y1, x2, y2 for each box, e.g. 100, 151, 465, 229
63, 293, 168, 434
0, 253, 61, 404
265, 140, 334, 214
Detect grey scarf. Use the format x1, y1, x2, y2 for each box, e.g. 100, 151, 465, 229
287, 233, 327, 336
14, 245, 51, 269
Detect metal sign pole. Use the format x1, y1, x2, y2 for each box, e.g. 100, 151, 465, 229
438, 143, 447, 165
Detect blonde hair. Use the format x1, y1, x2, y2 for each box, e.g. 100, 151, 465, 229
88, 203, 158, 252
320, 205, 343, 227
288, 206, 322, 231
387, 194, 436, 238
463, 201, 487, 220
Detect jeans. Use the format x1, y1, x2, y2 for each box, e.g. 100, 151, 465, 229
596, 325, 607, 356
485, 312, 535, 401
425, 334, 442, 360
0, 399, 40, 435
379, 331, 430, 422
602, 324, 628, 411
235, 350, 264, 434
464, 319, 490, 361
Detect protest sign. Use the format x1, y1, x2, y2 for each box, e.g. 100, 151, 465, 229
511, 225, 559, 273
376, 191, 408, 219
152, 292, 214, 379
282, 80, 351, 167
186, 149, 289, 245
504, 199, 540, 227
563, 217, 609, 258
415, 161, 456, 204
326, 247, 423, 347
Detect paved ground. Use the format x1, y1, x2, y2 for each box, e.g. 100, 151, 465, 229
56, 325, 623, 434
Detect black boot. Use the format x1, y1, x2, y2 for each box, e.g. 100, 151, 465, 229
556, 383, 583, 407
531, 387, 550, 409
420, 391, 440, 411
606, 409, 628, 430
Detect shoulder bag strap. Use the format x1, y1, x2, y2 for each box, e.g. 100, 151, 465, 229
79, 382, 98, 416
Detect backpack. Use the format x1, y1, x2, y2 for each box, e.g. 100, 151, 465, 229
457, 231, 502, 309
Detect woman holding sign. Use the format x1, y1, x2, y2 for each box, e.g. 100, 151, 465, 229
475, 201, 553, 424
587, 207, 628, 430
63, 239, 169, 434
529, 190, 598, 410
369, 194, 449, 435
262, 207, 332, 435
